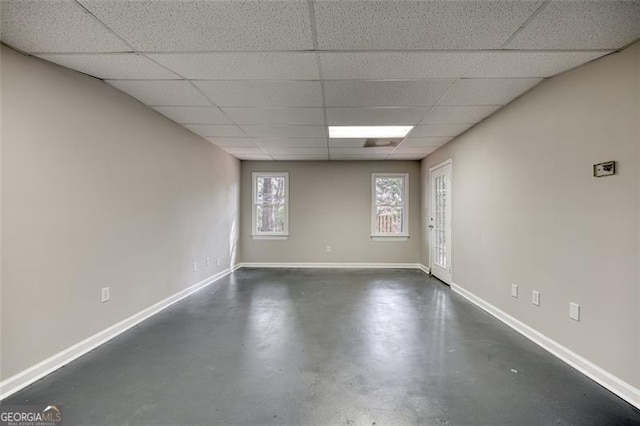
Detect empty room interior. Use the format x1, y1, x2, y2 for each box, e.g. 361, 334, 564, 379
1, 0, 640, 424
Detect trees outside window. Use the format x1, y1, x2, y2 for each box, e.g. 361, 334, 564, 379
372, 173, 409, 238
252, 172, 289, 238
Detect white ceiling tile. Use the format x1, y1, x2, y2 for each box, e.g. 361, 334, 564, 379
330, 147, 394, 155
258, 138, 329, 148
326, 107, 428, 126
330, 154, 388, 161
184, 124, 245, 137
424, 106, 501, 124
36, 53, 180, 80
272, 154, 329, 161
240, 125, 326, 138
320, 52, 488, 80
322, 51, 489, 81
0, 1, 130, 53
194, 81, 323, 107
154, 107, 231, 124
314, 0, 540, 50
222, 146, 266, 155
324, 80, 453, 107
148, 53, 320, 80
402, 137, 451, 148
264, 147, 329, 155
79, 0, 313, 51
107, 80, 211, 106
410, 124, 473, 138
387, 153, 432, 160
465, 51, 612, 78
205, 138, 259, 147
393, 146, 438, 154
438, 78, 542, 106
235, 155, 273, 161
223, 108, 325, 125
328, 138, 367, 148
506, 1, 640, 50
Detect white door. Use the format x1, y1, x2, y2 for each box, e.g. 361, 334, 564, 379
429, 160, 452, 284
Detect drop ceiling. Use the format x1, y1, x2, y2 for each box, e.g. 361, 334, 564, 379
2, 0, 639, 161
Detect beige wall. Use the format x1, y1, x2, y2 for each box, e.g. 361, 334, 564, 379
0, 46, 241, 380
422, 42, 640, 388
241, 161, 421, 264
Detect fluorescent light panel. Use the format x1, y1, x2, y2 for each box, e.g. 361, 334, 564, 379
328, 126, 413, 138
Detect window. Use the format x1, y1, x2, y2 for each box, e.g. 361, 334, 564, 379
371, 173, 409, 240
252, 172, 289, 239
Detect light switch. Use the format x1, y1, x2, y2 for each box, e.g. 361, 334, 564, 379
101, 287, 110, 303
570, 302, 580, 321
532, 290, 540, 306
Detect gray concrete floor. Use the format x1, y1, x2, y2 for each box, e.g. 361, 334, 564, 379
3, 268, 640, 425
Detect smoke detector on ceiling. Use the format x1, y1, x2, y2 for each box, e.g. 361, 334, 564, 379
364, 138, 403, 148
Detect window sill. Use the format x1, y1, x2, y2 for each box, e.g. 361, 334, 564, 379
251, 235, 289, 240
371, 235, 409, 242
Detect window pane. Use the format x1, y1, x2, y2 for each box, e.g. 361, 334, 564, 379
376, 177, 404, 206
375, 206, 404, 234
256, 204, 286, 233
256, 176, 286, 204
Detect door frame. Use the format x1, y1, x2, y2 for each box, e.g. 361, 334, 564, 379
428, 159, 453, 285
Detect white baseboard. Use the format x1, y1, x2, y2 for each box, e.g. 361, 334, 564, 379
451, 282, 640, 410
0, 266, 239, 400
418, 264, 430, 274
238, 262, 424, 269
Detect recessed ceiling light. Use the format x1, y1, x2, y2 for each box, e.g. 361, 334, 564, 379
328, 126, 413, 138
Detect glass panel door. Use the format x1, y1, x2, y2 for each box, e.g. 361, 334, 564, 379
429, 160, 452, 284
434, 175, 447, 269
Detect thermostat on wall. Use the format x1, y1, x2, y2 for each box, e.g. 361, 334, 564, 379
593, 161, 615, 177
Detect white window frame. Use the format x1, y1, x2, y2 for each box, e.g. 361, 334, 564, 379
371, 173, 409, 241
252, 172, 289, 240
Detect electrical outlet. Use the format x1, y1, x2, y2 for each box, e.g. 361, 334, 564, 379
216, 258, 221, 267
511, 284, 518, 298
206, 257, 211, 267
193, 262, 197, 272
532, 290, 540, 306
326, 245, 332, 253
569, 302, 580, 321
101, 287, 110, 303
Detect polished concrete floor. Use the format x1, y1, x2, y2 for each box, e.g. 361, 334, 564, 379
4, 268, 639, 425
